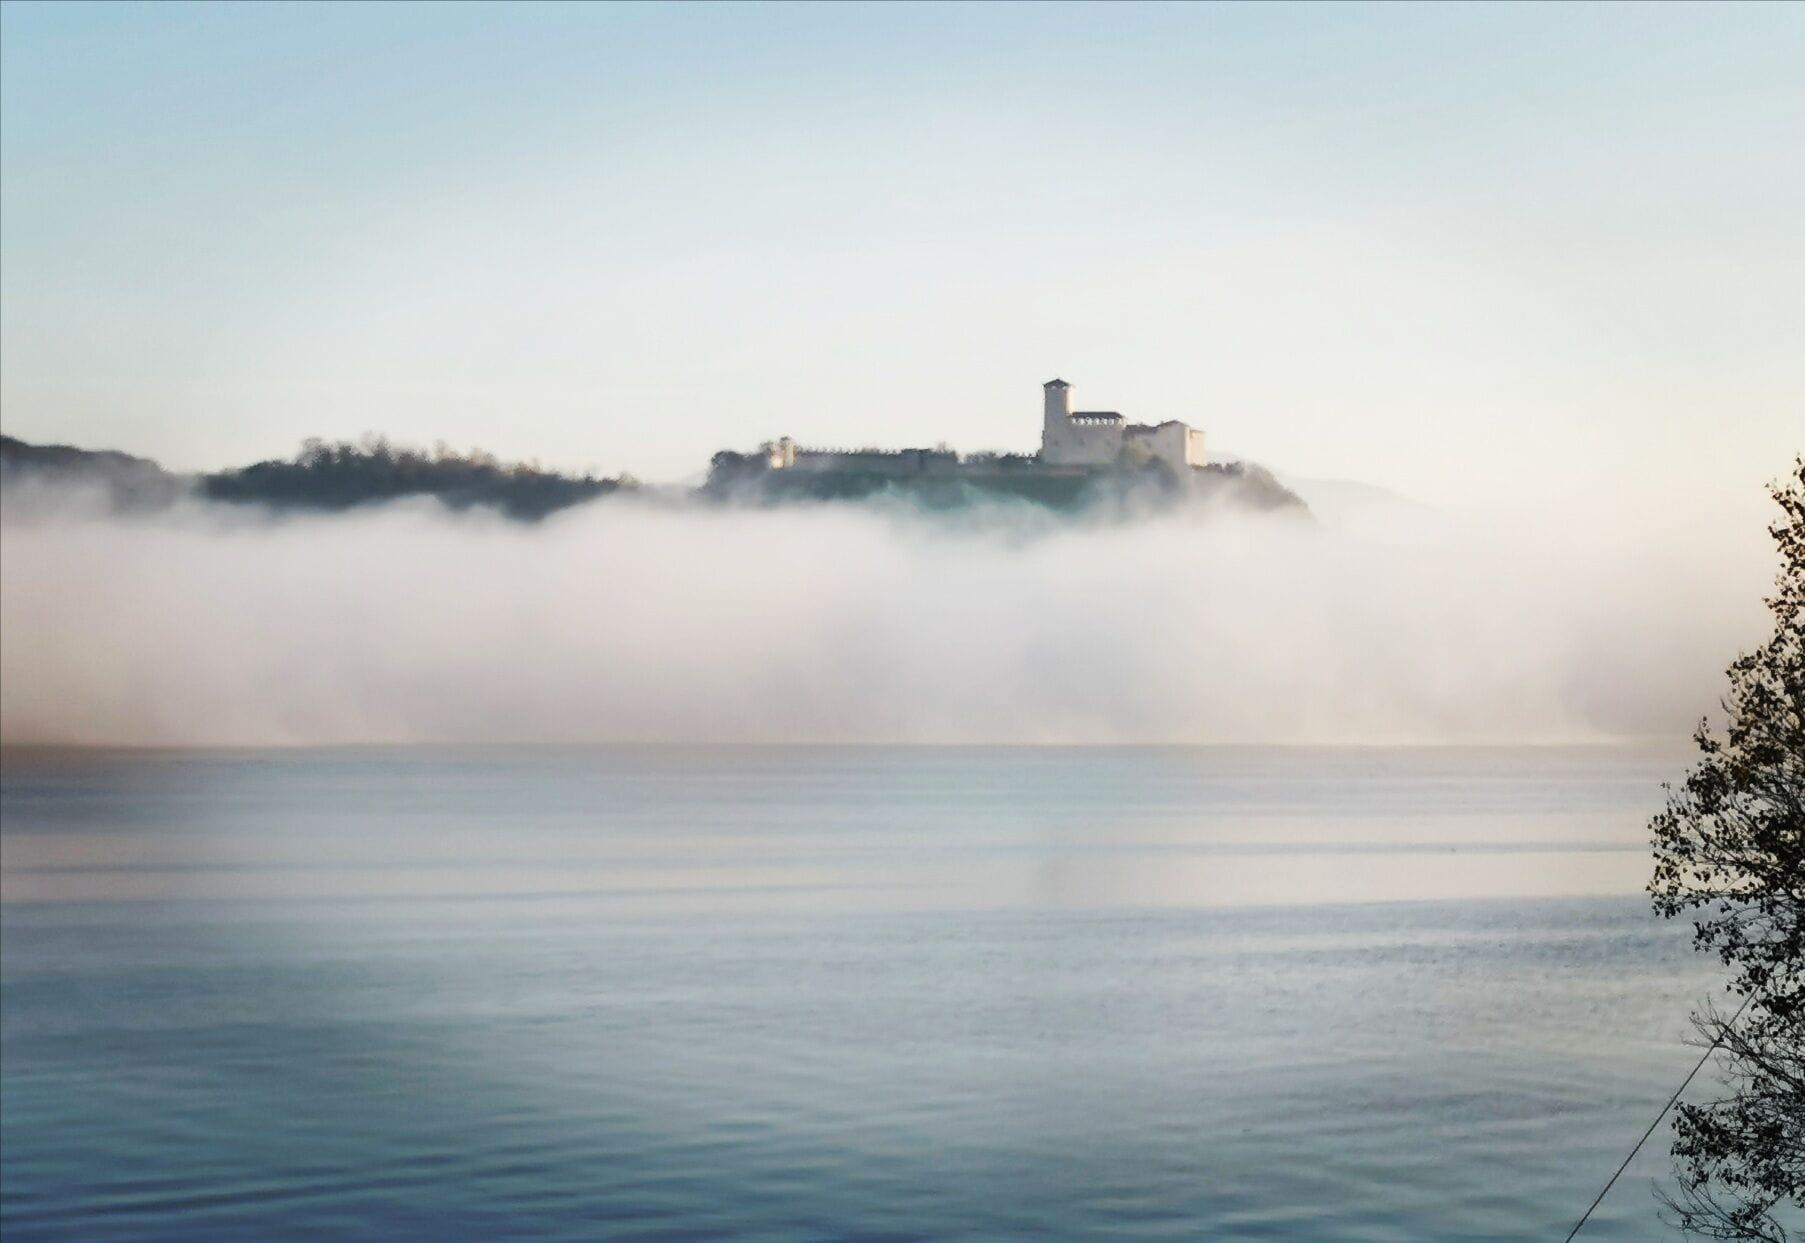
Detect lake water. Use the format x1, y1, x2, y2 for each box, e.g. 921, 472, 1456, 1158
0, 745, 1767, 1241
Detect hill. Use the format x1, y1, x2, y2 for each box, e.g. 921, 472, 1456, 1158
3, 433, 1306, 522
1, 435, 630, 521
0, 434, 189, 511
201, 438, 628, 521
703, 450, 1307, 516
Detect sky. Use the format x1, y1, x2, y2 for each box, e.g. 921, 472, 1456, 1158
2, 1, 1800, 524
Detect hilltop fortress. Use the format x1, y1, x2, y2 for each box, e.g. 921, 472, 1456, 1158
0, 380, 1301, 522
724, 379, 1207, 479
705, 378, 1299, 513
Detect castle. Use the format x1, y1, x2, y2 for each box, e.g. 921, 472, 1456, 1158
744, 379, 1205, 476
1039, 379, 1205, 471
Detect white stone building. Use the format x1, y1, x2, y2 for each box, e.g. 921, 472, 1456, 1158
734, 379, 1206, 479
1040, 379, 1205, 471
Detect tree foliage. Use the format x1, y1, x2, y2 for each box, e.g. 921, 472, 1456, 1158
202, 435, 625, 520
1650, 458, 1805, 1240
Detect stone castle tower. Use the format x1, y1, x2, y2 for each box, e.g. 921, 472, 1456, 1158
1040, 378, 1205, 471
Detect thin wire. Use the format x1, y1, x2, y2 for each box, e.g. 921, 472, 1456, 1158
1562, 989, 1760, 1242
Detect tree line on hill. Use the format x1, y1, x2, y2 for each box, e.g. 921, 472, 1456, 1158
201, 436, 627, 520
4, 430, 1310, 520
1, 433, 630, 521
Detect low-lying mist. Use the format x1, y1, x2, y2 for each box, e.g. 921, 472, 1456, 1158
0, 482, 1773, 747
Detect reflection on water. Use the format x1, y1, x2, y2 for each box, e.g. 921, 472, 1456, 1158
0, 745, 1747, 1240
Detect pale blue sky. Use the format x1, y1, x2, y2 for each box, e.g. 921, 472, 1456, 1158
2, 1, 1800, 518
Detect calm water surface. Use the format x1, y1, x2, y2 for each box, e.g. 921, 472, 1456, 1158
0, 746, 1767, 1240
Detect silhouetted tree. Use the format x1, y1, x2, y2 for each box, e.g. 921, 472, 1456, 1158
1650, 458, 1805, 1241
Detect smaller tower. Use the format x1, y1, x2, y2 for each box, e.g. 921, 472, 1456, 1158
1043, 378, 1071, 425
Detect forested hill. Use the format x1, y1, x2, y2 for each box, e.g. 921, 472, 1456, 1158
201, 438, 628, 520
1, 435, 631, 521
0, 434, 188, 510
703, 451, 1308, 515
4, 432, 1309, 522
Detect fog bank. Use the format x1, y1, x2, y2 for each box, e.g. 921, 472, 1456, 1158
0, 488, 1773, 746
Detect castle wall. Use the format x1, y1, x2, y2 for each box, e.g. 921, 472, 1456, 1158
788, 448, 958, 476
1042, 417, 1124, 466
1122, 421, 1205, 471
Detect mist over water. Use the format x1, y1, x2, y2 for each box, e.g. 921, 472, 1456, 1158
0, 484, 1771, 747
